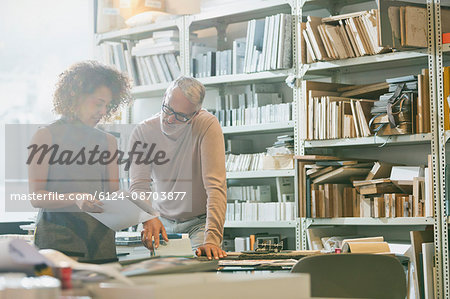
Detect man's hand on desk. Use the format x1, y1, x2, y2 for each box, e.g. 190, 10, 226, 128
141, 218, 169, 250
196, 243, 227, 260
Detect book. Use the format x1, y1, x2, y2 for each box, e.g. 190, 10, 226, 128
233, 38, 246, 74
365, 162, 397, 180
306, 16, 327, 61
402, 6, 428, 48
422, 242, 435, 299
410, 230, 434, 299
312, 166, 371, 184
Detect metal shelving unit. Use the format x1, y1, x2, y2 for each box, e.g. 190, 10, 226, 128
222, 121, 294, 135
430, 1, 450, 297
197, 70, 290, 86
188, 0, 292, 30
306, 217, 435, 227
186, 1, 301, 250
131, 82, 171, 98
295, 2, 444, 292
224, 220, 297, 228
302, 49, 428, 77
95, 0, 301, 250
226, 169, 295, 179
93, 0, 449, 286
301, 0, 374, 13
304, 133, 431, 148
95, 17, 182, 44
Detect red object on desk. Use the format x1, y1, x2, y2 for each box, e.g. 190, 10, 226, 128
444, 33, 450, 44
59, 266, 72, 289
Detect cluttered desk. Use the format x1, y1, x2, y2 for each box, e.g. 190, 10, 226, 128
0, 230, 413, 298
0, 194, 416, 299
0, 235, 317, 299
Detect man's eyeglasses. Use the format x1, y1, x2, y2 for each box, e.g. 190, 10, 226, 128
161, 103, 197, 123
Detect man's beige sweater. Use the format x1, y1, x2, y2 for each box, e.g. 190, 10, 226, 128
129, 110, 227, 246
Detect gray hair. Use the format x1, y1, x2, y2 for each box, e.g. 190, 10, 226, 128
164, 76, 205, 109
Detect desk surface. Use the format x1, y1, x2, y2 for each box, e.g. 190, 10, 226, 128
89, 272, 313, 299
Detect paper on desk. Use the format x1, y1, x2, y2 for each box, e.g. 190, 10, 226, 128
155, 234, 194, 257
0, 239, 53, 274
87, 190, 154, 231
39, 249, 134, 285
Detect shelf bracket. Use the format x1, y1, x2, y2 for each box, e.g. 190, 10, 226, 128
215, 22, 229, 51
299, 65, 310, 79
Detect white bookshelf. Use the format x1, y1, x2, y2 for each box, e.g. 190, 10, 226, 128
304, 133, 431, 148
197, 70, 290, 86
226, 169, 295, 179
131, 82, 172, 98
189, 0, 291, 30
131, 70, 291, 97
94, 0, 441, 255
306, 217, 434, 227
301, 0, 370, 11
222, 121, 294, 135
96, 18, 181, 44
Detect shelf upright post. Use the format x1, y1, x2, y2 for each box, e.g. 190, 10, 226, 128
290, 0, 302, 250
179, 16, 192, 76
428, 0, 449, 297
215, 21, 228, 52
293, 0, 308, 250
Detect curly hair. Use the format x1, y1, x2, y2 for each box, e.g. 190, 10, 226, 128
53, 60, 132, 120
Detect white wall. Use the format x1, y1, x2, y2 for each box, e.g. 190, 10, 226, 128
0, 0, 95, 222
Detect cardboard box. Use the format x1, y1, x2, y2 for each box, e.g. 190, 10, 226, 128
120, 0, 166, 21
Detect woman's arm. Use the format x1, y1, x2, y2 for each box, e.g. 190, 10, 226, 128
106, 133, 120, 192
27, 127, 102, 212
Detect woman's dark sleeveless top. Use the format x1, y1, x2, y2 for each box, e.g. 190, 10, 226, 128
34, 117, 116, 263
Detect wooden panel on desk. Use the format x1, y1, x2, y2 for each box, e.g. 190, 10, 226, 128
294, 155, 342, 161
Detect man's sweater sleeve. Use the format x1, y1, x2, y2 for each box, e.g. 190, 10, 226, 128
200, 118, 227, 246
128, 125, 159, 217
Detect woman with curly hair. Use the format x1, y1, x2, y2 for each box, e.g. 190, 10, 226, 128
28, 61, 132, 263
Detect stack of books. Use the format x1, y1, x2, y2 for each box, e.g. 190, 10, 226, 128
215, 103, 291, 127
191, 11, 292, 78
191, 38, 246, 77
227, 185, 271, 202
225, 153, 265, 172
299, 81, 389, 140
267, 135, 294, 155
130, 30, 182, 86
244, 13, 293, 73
227, 201, 297, 222
100, 40, 140, 86
301, 10, 386, 63
297, 155, 434, 218
214, 89, 291, 127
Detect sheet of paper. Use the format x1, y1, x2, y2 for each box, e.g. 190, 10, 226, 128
155, 235, 194, 257
39, 249, 133, 285
88, 191, 153, 231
